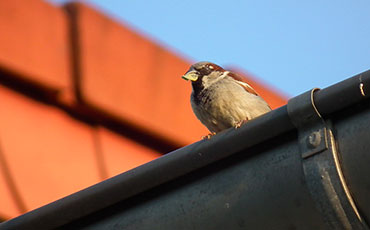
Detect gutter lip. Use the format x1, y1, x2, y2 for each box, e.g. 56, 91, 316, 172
1, 69, 369, 230
315, 69, 370, 117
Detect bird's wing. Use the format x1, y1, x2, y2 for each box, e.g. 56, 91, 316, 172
227, 72, 259, 96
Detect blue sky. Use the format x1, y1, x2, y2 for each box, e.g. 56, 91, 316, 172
50, 0, 370, 97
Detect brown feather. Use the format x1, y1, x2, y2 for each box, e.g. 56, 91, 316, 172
227, 72, 259, 96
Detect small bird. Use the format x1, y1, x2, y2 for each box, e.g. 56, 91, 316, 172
182, 61, 271, 137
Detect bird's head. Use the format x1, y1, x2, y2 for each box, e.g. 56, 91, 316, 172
182, 61, 226, 89
182, 61, 259, 96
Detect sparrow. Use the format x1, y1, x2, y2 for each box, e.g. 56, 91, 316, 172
182, 61, 271, 136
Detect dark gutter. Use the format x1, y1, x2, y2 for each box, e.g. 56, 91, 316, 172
1, 70, 369, 230
315, 70, 370, 116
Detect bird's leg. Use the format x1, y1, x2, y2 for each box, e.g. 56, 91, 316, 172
202, 132, 216, 140
234, 118, 249, 129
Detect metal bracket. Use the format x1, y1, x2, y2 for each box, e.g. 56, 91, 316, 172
287, 88, 367, 229
287, 88, 328, 159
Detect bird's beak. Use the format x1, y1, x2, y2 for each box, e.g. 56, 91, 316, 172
182, 70, 199, 81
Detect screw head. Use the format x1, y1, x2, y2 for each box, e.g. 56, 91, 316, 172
307, 131, 321, 148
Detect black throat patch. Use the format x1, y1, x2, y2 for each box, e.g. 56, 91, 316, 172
192, 83, 212, 106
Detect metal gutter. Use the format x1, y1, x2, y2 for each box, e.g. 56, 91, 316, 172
1, 70, 369, 230
315, 70, 370, 116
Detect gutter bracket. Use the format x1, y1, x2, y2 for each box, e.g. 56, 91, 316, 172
288, 88, 368, 229
287, 88, 328, 159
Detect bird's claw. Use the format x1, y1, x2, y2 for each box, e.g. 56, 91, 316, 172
202, 132, 216, 140
234, 119, 248, 129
